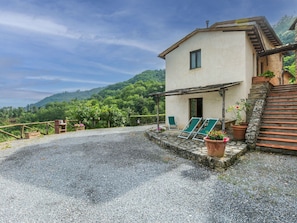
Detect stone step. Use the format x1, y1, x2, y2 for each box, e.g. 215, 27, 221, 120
262, 115, 297, 122
266, 97, 297, 103
263, 109, 297, 116
271, 84, 297, 88
256, 143, 297, 151
271, 84, 297, 90
259, 131, 297, 139
266, 104, 297, 111
264, 107, 297, 111
258, 136, 297, 143
257, 138, 297, 150
267, 95, 297, 102
262, 121, 297, 126
266, 102, 297, 106
268, 93, 297, 97
270, 88, 297, 92
263, 110, 297, 114
265, 106, 297, 111
260, 125, 297, 132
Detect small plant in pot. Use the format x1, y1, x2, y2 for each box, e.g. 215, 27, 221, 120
204, 130, 229, 157
226, 98, 250, 126
259, 70, 275, 78
227, 99, 250, 140
252, 70, 275, 84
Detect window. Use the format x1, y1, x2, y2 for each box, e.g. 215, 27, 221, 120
190, 49, 201, 69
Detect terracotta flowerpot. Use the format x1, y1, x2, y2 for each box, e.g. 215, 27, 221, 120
204, 137, 229, 157
252, 76, 271, 84
232, 124, 248, 140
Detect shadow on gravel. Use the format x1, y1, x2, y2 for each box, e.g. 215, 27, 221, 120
181, 168, 211, 181
0, 132, 200, 204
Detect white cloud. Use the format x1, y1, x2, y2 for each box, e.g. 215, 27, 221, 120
0, 10, 161, 55
0, 11, 80, 39
26, 75, 113, 85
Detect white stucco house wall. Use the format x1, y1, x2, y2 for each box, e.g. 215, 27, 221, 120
158, 16, 283, 129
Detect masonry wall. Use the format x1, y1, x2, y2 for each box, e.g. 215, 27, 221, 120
256, 28, 283, 86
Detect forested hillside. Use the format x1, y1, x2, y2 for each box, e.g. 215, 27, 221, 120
273, 15, 296, 44
0, 69, 165, 141
273, 15, 296, 80
33, 87, 104, 108
32, 69, 165, 107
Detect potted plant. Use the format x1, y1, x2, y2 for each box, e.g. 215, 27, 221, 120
252, 70, 275, 84
227, 99, 250, 140
204, 130, 229, 157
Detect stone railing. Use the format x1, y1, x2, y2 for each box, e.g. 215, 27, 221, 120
245, 83, 272, 149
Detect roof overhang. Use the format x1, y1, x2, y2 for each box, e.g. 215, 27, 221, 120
158, 16, 282, 59
211, 17, 282, 47
150, 81, 241, 97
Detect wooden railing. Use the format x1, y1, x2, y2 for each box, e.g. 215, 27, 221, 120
0, 115, 163, 141
129, 114, 165, 125
0, 121, 55, 139
0, 120, 79, 140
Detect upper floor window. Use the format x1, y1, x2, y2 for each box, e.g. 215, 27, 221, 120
190, 49, 201, 69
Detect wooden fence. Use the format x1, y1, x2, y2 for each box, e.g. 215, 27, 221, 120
129, 114, 165, 125
0, 115, 165, 141
0, 121, 54, 139
0, 120, 78, 140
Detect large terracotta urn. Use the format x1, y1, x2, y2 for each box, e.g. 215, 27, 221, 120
232, 124, 248, 140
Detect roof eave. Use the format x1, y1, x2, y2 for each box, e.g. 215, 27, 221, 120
158, 28, 207, 59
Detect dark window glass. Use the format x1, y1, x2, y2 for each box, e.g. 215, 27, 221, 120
190, 50, 201, 69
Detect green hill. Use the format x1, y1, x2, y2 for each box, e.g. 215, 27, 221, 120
32, 69, 165, 107
32, 87, 104, 108
92, 69, 165, 100
273, 15, 296, 44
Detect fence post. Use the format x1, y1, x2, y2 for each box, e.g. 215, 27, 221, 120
20, 125, 24, 139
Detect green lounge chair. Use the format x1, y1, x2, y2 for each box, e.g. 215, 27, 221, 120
168, 116, 177, 130
178, 117, 202, 139
192, 118, 219, 142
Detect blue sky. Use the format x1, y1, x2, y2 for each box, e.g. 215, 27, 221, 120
1, 0, 296, 108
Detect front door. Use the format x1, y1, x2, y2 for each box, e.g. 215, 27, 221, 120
189, 98, 203, 118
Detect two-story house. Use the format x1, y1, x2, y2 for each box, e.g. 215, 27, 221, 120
157, 16, 285, 129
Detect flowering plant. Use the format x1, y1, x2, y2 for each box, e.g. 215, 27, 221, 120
226, 99, 250, 125
74, 123, 85, 127
156, 126, 166, 132
205, 130, 229, 142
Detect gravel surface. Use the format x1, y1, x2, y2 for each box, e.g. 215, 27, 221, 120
0, 126, 296, 223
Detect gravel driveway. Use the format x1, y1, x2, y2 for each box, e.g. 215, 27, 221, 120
0, 126, 296, 223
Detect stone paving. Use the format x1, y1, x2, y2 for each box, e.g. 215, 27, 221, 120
145, 128, 248, 171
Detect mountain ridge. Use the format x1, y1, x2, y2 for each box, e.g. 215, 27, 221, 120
32, 69, 165, 107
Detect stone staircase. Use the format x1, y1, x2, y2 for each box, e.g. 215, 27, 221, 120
256, 84, 297, 153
